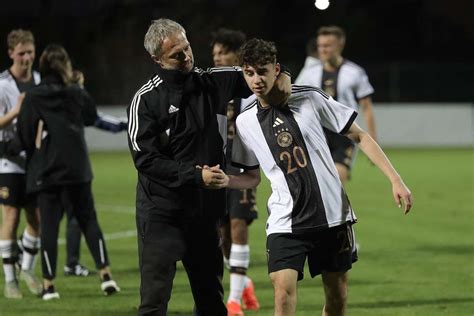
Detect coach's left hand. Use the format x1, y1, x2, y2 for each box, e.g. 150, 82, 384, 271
267, 70, 291, 108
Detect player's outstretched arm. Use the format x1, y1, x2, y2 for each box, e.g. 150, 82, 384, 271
344, 122, 413, 214
359, 96, 377, 142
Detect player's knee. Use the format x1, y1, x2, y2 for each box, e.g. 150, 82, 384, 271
273, 285, 296, 309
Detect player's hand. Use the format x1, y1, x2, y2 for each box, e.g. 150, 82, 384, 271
201, 164, 229, 189
267, 70, 291, 108
391, 178, 413, 214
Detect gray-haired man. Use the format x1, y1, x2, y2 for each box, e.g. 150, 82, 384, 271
127, 19, 291, 315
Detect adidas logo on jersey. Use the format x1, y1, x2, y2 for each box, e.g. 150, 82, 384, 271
273, 117, 284, 127
168, 105, 179, 114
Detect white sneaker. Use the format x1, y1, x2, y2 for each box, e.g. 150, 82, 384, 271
20, 269, 42, 295
41, 285, 60, 301
100, 274, 120, 296
4, 280, 23, 299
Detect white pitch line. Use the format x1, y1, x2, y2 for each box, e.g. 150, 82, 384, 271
95, 204, 135, 214
58, 230, 136, 245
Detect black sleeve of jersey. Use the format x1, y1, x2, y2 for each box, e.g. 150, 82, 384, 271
79, 89, 99, 126
15, 94, 40, 158
127, 93, 203, 188
279, 64, 292, 78
207, 67, 252, 107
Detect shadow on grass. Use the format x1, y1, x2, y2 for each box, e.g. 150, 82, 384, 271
411, 244, 474, 255
295, 297, 474, 311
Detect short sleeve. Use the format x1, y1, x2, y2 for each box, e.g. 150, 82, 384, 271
231, 122, 259, 170
310, 90, 357, 135
355, 69, 374, 99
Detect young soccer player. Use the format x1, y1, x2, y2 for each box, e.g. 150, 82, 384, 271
296, 26, 377, 185
0, 29, 41, 299
223, 38, 412, 316
211, 28, 260, 315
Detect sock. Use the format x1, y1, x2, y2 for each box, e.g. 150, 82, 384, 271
228, 273, 246, 304
244, 275, 251, 289
21, 230, 40, 271
0, 240, 16, 282
227, 244, 250, 304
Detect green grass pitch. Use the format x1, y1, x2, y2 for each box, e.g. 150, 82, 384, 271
0, 148, 472, 315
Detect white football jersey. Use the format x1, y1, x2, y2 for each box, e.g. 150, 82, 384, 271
232, 85, 358, 236
0, 69, 40, 173
295, 59, 374, 111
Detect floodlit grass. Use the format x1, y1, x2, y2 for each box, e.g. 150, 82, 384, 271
1, 148, 472, 315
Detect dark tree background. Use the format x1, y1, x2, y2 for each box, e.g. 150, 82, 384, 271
1, 0, 473, 104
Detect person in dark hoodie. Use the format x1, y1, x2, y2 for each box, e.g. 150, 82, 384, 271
128, 19, 290, 316
14, 44, 120, 300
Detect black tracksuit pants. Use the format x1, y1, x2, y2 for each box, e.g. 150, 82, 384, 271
38, 182, 109, 280
66, 216, 82, 267
136, 213, 226, 316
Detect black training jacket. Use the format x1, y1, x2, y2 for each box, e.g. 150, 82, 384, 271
15, 75, 98, 193
127, 66, 252, 220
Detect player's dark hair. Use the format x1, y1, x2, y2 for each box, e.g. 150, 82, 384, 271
211, 28, 246, 53
317, 25, 346, 41
39, 44, 73, 85
239, 38, 277, 67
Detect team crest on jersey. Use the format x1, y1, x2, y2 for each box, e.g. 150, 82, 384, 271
0, 187, 9, 199
275, 128, 293, 148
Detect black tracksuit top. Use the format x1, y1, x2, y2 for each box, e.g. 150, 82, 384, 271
127, 66, 252, 220
16, 75, 98, 193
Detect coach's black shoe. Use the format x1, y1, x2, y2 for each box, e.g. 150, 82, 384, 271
64, 264, 90, 277
41, 285, 60, 301
100, 274, 120, 296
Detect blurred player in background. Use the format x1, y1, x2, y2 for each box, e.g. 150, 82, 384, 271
226, 38, 412, 316
0, 29, 42, 299
15, 44, 120, 300
211, 28, 260, 315
296, 26, 377, 185
63, 70, 127, 278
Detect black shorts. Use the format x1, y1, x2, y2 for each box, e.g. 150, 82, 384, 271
324, 128, 357, 170
266, 223, 358, 280
225, 188, 258, 224
0, 173, 28, 208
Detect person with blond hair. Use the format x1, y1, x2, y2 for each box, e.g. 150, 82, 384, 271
0, 28, 42, 299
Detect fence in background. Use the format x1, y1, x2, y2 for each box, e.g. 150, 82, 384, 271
86, 103, 473, 151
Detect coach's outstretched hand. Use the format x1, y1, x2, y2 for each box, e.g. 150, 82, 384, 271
267, 70, 291, 108
199, 164, 229, 189
392, 178, 413, 214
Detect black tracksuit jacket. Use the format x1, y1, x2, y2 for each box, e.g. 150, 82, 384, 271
15, 75, 98, 193
127, 66, 252, 221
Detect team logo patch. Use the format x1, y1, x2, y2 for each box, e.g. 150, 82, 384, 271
277, 131, 293, 148
0, 187, 9, 199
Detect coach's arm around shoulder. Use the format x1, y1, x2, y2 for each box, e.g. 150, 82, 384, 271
344, 122, 413, 214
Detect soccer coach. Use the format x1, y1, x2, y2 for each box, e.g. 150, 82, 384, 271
127, 19, 290, 315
